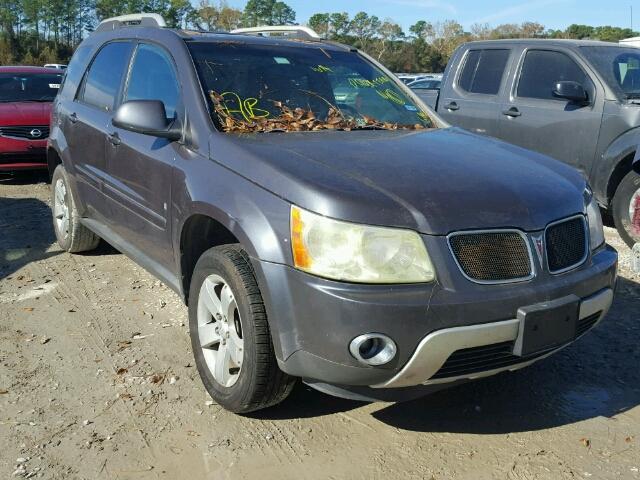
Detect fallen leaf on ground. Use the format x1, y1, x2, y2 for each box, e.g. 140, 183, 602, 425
116, 368, 128, 375
0, 389, 8, 394
23, 307, 34, 312
132, 334, 154, 340
580, 438, 591, 447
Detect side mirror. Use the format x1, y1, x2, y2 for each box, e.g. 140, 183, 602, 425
553, 81, 588, 103
113, 100, 181, 141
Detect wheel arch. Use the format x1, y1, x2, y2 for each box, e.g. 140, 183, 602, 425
594, 127, 640, 206
606, 151, 636, 205
176, 197, 291, 305
179, 211, 242, 304
47, 147, 63, 181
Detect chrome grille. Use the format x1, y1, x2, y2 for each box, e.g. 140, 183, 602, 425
545, 216, 588, 273
448, 230, 533, 283
0, 125, 50, 140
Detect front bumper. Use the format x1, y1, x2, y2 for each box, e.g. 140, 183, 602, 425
0, 137, 47, 170
374, 287, 613, 388
253, 243, 617, 389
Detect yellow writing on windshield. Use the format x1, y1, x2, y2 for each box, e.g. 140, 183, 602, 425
311, 65, 333, 73
417, 111, 430, 121
348, 76, 391, 88
376, 88, 405, 105
220, 91, 270, 122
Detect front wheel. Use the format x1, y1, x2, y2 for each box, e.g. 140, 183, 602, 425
612, 171, 640, 248
188, 245, 295, 413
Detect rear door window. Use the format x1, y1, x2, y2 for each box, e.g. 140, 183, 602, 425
517, 50, 592, 100
458, 49, 510, 95
80, 42, 133, 111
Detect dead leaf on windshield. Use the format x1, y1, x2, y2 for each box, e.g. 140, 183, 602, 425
210, 91, 431, 133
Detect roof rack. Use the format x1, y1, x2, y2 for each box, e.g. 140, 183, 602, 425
230, 25, 320, 40
95, 13, 166, 32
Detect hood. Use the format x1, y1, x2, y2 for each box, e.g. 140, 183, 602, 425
212, 127, 587, 235
0, 102, 52, 126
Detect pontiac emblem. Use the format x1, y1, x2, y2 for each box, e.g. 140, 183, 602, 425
532, 234, 545, 265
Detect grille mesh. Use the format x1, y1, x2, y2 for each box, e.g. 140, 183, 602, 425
431, 312, 601, 379
0, 125, 50, 140
449, 231, 532, 282
546, 217, 587, 273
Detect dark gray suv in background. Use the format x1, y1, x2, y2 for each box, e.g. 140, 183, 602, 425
434, 40, 640, 247
48, 15, 617, 413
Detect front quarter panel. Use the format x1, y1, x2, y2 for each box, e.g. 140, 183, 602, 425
172, 149, 294, 267
172, 149, 295, 360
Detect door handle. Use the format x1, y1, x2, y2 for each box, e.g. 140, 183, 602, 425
502, 107, 521, 117
69, 112, 78, 124
444, 102, 459, 111
108, 132, 121, 146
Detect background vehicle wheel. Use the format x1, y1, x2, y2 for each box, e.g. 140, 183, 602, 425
51, 165, 100, 253
612, 171, 640, 248
189, 245, 295, 413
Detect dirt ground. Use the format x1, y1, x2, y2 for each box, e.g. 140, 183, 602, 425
0, 173, 639, 480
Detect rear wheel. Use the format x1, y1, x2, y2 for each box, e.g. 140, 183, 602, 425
188, 245, 295, 413
612, 171, 640, 248
51, 165, 100, 253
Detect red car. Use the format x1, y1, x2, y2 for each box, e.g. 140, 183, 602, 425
0, 66, 63, 172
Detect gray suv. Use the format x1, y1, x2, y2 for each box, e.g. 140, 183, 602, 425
435, 39, 640, 248
48, 15, 617, 413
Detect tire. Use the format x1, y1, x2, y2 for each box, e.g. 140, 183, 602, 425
188, 245, 295, 413
51, 165, 100, 253
612, 170, 640, 248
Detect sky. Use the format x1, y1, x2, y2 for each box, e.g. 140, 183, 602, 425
219, 0, 637, 33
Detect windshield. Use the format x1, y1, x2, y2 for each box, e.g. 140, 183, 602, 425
581, 46, 640, 99
188, 42, 435, 133
0, 73, 63, 102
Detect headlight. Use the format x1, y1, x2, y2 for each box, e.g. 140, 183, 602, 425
585, 187, 605, 250
290, 206, 435, 283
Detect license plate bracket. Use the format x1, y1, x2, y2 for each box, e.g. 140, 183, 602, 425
513, 295, 580, 357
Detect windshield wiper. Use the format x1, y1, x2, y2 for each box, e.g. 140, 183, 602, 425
625, 93, 640, 99
352, 125, 390, 131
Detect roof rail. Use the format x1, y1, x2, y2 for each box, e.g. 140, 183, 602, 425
230, 25, 320, 40
95, 13, 166, 32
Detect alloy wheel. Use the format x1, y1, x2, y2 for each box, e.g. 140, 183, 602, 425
53, 178, 70, 239
197, 274, 244, 387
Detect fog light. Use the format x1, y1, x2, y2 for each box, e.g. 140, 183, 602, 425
349, 333, 397, 366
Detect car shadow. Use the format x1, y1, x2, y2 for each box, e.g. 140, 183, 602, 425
0, 175, 120, 280
0, 191, 60, 280
260, 277, 640, 433
249, 382, 367, 420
